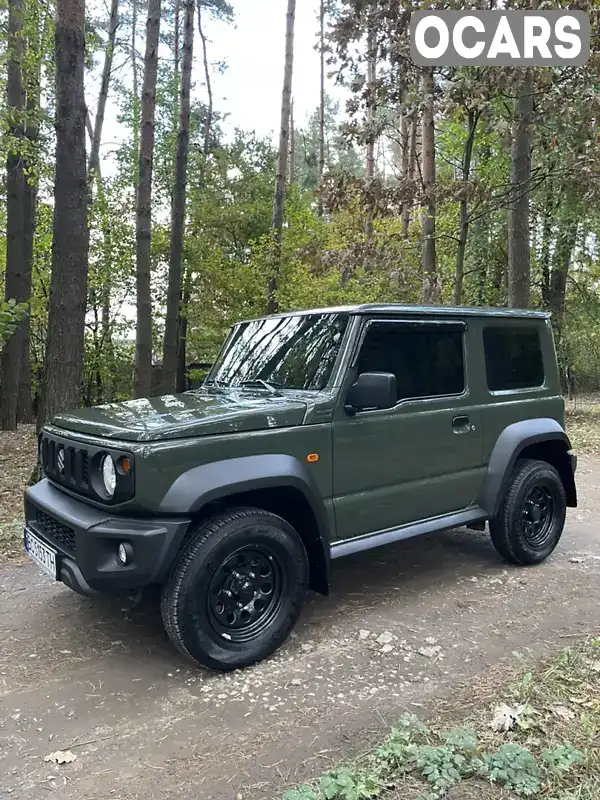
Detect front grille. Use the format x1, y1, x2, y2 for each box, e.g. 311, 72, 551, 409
37, 509, 76, 553
40, 433, 90, 495
39, 430, 135, 504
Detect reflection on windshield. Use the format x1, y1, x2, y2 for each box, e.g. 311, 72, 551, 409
207, 313, 349, 391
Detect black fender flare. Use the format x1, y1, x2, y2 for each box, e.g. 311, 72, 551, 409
478, 418, 575, 517
159, 454, 330, 593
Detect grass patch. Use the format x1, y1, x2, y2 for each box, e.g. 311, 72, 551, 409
282, 639, 600, 799
0, 518, 23, 560
0, 424, 36, 559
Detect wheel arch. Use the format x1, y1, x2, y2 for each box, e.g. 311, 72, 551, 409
159, 454, 331, 595
479, 418, 577, 517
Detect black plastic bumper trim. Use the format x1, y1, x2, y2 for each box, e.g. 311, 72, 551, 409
25, 479, 191, 594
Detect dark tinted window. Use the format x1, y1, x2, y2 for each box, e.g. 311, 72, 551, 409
208, 313, 349, 391
357, 322, 465, 401
483, 326, 544, 391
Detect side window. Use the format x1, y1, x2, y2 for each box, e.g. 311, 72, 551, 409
356, 322, 465, 402
483, 326, 544, 391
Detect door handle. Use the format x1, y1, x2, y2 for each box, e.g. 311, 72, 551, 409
452, 415, 470, 433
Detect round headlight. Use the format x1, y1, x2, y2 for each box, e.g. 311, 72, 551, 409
101, 455, 116, 497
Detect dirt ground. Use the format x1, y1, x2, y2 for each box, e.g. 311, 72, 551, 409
1, 449, 599, 799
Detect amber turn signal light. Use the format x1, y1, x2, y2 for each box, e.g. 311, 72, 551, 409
117, 456, 132, 474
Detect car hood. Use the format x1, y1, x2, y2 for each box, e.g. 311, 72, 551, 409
50, 390, 309, 442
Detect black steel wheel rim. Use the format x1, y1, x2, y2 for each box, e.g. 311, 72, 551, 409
522, 485, 555, 547
207, 539, 285, 643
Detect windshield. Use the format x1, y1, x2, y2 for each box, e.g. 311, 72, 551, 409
206, 313, 349, 391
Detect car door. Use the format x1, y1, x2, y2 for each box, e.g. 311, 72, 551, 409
332, 317, 485, 541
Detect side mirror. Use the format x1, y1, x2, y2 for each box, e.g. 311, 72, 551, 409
345, 371, 397, 414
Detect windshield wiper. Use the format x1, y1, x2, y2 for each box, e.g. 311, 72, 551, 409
240, 379, 282, 395
203, 378, 225, 390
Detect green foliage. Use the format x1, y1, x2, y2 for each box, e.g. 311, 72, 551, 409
414, 745, 466, 794
541, 744, 584, 775
484, 744, 541, 796
282, 787, 319, 800
319, 767, 380, 800
0, 299, 28, 349
281, 700, 590, 800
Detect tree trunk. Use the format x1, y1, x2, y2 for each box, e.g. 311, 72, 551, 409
1, 0, 26, 431
507, 68, 533, 309
421, 68, 438, 303
196, 0, 213, 188
453, 108, 479, 306
364, 16, 376, 240
176, 268, 192, 392
174, 0, 213, 394
38, 0, 90, 428
18, 168, 37, 424
131, 0, 140, 187
133, 0, 161, 399
289, 99, 295, 185
317, 0, 325, 215
539, 150, 555, 308
399, 112, 409, 176
97, 177, 114, 403
18, 2, 45, 423
162, 0, 194, 394
548, 221, 578, 318
88, 0, 119, 182
267, 0, 296, 315
401, 101, 418, 237
174, 0, 181, 71
365, 22, 376, 181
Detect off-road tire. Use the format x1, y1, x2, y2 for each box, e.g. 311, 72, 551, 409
161, 507, 308, 671
490, 458, 566, 566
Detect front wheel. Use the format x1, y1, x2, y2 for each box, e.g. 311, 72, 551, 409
161, 507, 308, 671
490, 458, 566, 566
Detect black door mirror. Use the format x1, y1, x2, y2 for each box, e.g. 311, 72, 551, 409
345, 372, 397, 414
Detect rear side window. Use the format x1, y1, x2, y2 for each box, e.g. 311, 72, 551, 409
483, 326, 544, 391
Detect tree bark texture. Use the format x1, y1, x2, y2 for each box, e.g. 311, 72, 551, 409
174, 0, 214, 393
162, 0, 194, 393
421, 68, 438, 303
364, 16, 376, 240
267, 0, 296, 315
453, 108, 479, 306
507, 68, 533, 309
401, 101, 418, 237
38, 0, 90, 428
317, 0, 325, 215
133, 0, 161, 398
1, 0, 26, 431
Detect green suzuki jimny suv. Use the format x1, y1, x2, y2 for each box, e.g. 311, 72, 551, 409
25, 304, 577, 671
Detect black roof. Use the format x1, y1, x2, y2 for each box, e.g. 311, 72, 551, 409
254, 303, 549, 321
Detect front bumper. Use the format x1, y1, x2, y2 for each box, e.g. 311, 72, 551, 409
25, 479, 191, 596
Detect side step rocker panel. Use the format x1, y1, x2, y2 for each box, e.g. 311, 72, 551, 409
330, 507, 488, 559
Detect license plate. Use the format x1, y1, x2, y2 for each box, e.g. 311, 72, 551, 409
24, 528, 58, 580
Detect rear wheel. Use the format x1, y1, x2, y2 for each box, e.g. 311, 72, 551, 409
161, 507, 308, 671
490, 459, 566, 566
